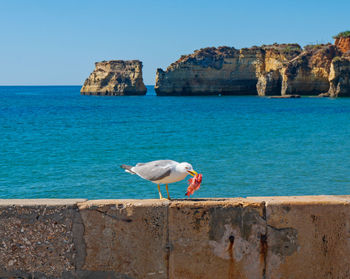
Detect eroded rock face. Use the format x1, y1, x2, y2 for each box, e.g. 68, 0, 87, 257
256, 44, 301, 96
281, 45, 340, 96
81, 60, 147, 96
328, 55, 350, 97
335, 37, 350, 53
155, 46, 261, 96
155, 44, 304, 97
155, 40, 350, 97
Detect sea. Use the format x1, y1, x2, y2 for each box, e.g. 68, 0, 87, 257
1, 85, 350, 199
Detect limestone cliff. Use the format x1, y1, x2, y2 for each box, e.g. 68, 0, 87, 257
281, 44, 340, 96
155, 44, 302, 96
155, 46, 261, 96
335, 37, 350, 53
334, 31, 350, 53
255, 44, 301, 96
328, 55, 350, 97
323, 32, 350, 97
81, 60, 147, 96
154, 32, 350, 97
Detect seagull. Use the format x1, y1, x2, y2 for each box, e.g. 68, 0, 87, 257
121, 160, 198, 200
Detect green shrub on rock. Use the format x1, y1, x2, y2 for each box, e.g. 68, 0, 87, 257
333, 31, 350, 39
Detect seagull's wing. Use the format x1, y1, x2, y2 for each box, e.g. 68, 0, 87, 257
132, 160, 176, 181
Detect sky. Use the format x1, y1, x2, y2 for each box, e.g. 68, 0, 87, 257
0, 0, 349, 85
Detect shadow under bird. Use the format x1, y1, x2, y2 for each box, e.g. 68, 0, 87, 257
121, 160, 198, 200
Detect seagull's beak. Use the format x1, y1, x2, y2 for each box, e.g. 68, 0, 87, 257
187, 170, 198, 176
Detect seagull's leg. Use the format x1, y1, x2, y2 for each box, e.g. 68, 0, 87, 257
157, 184, 163, 199
166, 184, 171, 200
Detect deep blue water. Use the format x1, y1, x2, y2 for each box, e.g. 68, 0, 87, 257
1, 85, 350, 199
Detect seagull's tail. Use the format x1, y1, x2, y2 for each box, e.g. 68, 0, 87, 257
120, 164, 136, 174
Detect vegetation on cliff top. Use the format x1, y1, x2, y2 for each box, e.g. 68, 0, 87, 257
303, 43, 331, 51
333, 31, 350, 39
261, 43, 301, 57
262, 43, 301, 50
171, 46, 238, 68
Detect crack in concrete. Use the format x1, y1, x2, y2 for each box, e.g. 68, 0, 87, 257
72, 205, 86, 272
165, 202, 171, 279
261, 201, 267, 279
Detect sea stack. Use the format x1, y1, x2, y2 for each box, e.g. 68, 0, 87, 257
81, 60, 147, 96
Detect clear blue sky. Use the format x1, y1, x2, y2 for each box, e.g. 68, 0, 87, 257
1, 0, 349, 85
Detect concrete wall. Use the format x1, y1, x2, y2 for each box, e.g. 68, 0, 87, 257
1, 196, 350, 278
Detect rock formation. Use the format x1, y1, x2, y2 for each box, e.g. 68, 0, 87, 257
255, 44, 301, 96
334, 31, 350, 53
155, 44, 305, 96
155, 31, 350, 97
281, 44, 340, 96
155, 46, 261, 96
81, 60, 147, 96
327, 55, 350, 97
320, 32, 350, 97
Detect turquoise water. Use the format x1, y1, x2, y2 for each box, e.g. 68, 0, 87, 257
1, 86, 350, 199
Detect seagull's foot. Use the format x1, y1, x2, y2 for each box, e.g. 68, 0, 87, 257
158, 184, 172, 200
165, 184, 171, 201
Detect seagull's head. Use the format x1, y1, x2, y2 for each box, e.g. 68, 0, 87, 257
177, 162, 198, 177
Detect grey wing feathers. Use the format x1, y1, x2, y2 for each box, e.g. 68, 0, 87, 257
148, 168, 171, 181
132, 160, 175, 181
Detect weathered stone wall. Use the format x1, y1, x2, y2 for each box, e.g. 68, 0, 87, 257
1, 196, 350, 278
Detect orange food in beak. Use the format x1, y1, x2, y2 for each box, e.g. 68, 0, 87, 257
185, 173, 202, 197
